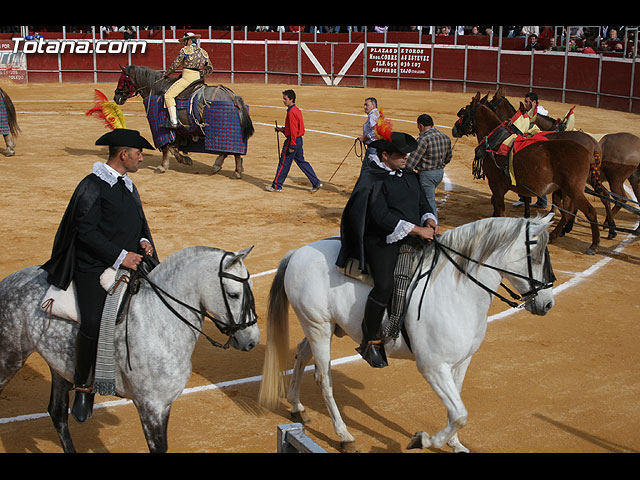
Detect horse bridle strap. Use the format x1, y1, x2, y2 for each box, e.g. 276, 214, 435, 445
433, 222, 555, 308
136, 253, 257, 350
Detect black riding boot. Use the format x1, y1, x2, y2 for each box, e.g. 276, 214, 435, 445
71, 331, 97, 424
356, 297, 388, 368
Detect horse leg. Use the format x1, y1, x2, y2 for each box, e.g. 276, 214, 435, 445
155, 146, 171, 173
169, 145, 192, 166
287, 338, 313, 424
47, 368, 76, 453
210, 154, 225, 175
445, 357, 472, 453
233, 154, 244, 179
408, 362, 469, 452
134, 400, 171, 453
306, 326, 357, 452
3, 134, 15, 156
573, 193, 600, 254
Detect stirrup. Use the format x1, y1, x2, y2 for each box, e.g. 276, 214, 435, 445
356, 340, 388, 368
71, 387, 95, 424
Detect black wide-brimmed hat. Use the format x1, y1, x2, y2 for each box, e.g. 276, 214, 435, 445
369, 132, 417, 154
95, 129, 154, 150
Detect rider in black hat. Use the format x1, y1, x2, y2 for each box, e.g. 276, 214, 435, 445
42, 128, 158, 423
337, 131, 439, 368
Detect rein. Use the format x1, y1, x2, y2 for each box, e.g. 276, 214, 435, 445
411, 222, 555, 319
135, 253, 257, 350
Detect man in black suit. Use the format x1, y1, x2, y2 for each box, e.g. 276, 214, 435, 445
42, 128, 158, 423
337, 132, 438, 368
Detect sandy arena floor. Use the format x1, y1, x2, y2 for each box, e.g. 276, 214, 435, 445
0, 80, 639, 453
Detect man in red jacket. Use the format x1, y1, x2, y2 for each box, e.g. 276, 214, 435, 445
266, 89, 323, 192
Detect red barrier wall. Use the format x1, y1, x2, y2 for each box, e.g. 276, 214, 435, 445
8, 36, 640, 114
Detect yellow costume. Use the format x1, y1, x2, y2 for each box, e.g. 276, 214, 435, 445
164, 32, 213, 127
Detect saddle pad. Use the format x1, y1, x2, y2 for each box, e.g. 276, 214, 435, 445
40, 268, 123, 323
337, 258, 374, 286
0, 95, 10, 136
143, 95, 176, 149
204, 101, 248, 155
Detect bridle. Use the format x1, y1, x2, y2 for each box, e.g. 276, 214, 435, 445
115, 70, 140, 100
135, 253, 258, 349
413, 221, 556, 318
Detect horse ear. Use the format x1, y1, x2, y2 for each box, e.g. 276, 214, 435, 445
533, 212, 556, 233
236, 246, 254, 259
480, 93, 488, 103
222, 246, 254, 270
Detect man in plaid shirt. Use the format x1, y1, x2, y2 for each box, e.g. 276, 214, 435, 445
406, 114, 452, 221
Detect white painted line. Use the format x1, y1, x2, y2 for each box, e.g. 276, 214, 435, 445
1, 101, 635, 426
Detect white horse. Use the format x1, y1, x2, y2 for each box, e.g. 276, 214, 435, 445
0, 246, 260, 453
259, 214, 556, 453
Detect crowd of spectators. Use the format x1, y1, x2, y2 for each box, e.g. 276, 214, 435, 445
2, 25, 637, 56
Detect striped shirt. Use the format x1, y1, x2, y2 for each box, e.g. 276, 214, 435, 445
406, 127, 452, 172
363, 108, 380, 144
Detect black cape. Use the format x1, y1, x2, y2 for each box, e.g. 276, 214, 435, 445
336, 162, 434, 274
41, 173, 157, 289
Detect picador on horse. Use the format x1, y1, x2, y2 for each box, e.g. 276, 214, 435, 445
163, 32, 213, 129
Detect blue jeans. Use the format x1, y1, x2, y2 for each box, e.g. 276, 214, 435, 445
418, 169, 444, 221
518, 195, 547, 207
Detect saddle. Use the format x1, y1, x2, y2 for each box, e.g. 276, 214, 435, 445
474, 110, 555, 185
338, 242, 426, 344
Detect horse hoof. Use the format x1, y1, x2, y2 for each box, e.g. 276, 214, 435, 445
585, 247, 597, 255
210, 165, 222, 175
4, 149, 15, 157
184, 156, 193, 166
154, 167, 166, 174
340, 441, 360, 453
290, 410, 311, 424
407, 431, 431, 450
232, 171, 242, 179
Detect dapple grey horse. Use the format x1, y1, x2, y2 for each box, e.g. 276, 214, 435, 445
0, 246, 259, 453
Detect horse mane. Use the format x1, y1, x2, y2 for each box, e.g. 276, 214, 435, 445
431, 216, 549, 280
126, 64, 176, 96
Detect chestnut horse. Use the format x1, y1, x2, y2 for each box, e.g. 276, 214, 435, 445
452, 98, 602, 254
484, 88, 640, 234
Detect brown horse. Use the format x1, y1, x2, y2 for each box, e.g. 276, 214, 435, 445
598, 132, 640, 228
485, 88, 639, 235
452, 98, 603, 254
0, 87, 20, 157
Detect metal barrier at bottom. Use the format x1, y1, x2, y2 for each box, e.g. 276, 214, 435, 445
277, 423, 327, 453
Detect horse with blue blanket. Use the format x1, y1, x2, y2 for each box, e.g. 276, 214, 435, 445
0, 87, 20, 157
114, 65, 254, 176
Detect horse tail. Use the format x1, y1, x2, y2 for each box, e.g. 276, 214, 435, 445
0, 88, 21, 137
258, 249, 295, 410
235, 95, 255, 142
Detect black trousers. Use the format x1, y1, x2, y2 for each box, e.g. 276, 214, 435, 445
73, 271, 108, 339
363, 235, 400, 306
